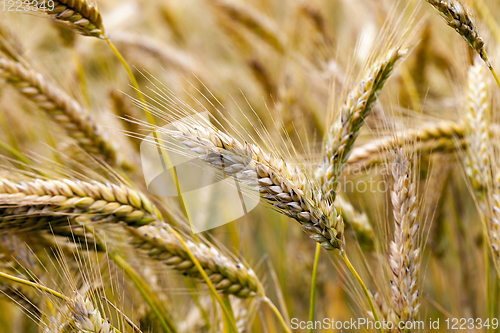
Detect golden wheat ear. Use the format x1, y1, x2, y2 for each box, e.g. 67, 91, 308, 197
319, 47, 407, 201
129, 223, 263, 298
388, 148, 421, 329
34, 0, 105, 38
0, 57, 125, 168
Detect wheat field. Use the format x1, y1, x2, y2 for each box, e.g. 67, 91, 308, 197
0, 0, 500, 332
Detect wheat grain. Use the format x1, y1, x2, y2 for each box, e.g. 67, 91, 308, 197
318, 48, 407, 200
0, 58, 122, 168
162, 121, 345, 250
0, 176, 161, 230
129, 223, 262, 298
389, 151, 420, 329
35, 0, 105, 38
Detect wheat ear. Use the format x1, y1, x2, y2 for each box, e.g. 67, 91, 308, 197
210, 0, 285, 53
389, 151, 420, 329
464, 58, 491, 193
335, 194, 374, 245
0, 58, 122, 167
129, 223, 262, 298
0, 176, 161, 229
34, 0, 105, 38
426, 0, 500, 87
164, 122, 345, 250
346, 121, 464, 173
426, 0, 486, 62
319, 48, 407, 200
0, 20, 23, 62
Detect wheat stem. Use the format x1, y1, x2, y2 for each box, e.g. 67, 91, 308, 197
340, 250, 383, 333
262, 296, 292, 333
168, 227, 239, 333
308, 243, 321, 333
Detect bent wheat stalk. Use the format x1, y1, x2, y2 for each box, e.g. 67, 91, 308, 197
0, 176, 161, 229
129, 223, 263, 298
318, 47, 407, 200
0, 58, 122, 168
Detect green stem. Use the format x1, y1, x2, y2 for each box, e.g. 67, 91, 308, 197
482, 51, 500, 90
487, 245, 494, 333
308, 243, 321, 333
262, 297, 292, 333
83, 224, 177, 333
340, 250, 383, 333
168, 227, 239, 333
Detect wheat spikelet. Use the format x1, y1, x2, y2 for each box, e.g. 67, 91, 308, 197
210, 0, 285, 53
163, 121, 345, 250
319, 48, 407, 200
0, 58, 122, 167
0, 176, 161, 230
389, 151, 420, 329
129, 223, 262, 298
35, 0, 105, 38
464, 58, 491, 193
426, 0, 487, 63
346, 121, 464, 173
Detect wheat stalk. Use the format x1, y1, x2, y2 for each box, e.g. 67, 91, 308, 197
35, 0, 105, 38
0, 58, 122, 168
129, 223, 263, 298
464, 58, 491, 193
0, 176, 161, 229
345, 121, 465, 173
389, 151, 420, 329
318, 47, 407, 201
162, 121, 345, 250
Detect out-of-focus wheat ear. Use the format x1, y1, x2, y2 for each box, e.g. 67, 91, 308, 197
464, 58, 491, 194
35, 0, 105, 38
488, 173, 500, 273
0, 176, 162, 230
0, 19, 23, 62
318, 47, 407, 201
0, 57, 124, 168
346, 121, 465, 174
335, 194, 374, 247
129, 223, 263, 298
209, 0, 285, 53
389, 150, 421, 330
